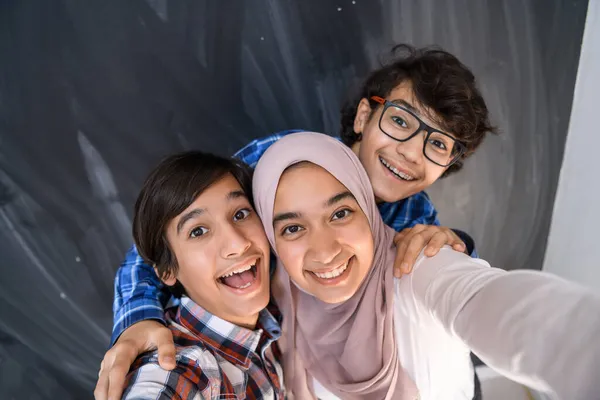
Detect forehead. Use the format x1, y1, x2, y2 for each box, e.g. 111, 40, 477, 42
274, 163, 347, 210
176, 174, 245, 217
387, 81, 446, 131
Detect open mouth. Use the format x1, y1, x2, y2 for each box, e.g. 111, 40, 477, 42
309, 256, 354, 285
218, 260, 260, 292
379, 156, 416, 181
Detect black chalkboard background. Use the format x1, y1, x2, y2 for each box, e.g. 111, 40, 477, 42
0, 0, 588, 398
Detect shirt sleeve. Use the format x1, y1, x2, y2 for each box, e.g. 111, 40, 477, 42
403, 247, 600, 400
111, 245, 171, 345
233, 130, 304, 168
409, 191, 440, 227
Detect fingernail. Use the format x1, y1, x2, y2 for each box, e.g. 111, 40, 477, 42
401, 262, 409, 271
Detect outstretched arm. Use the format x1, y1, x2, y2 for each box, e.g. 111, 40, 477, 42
408, 248, 600, 400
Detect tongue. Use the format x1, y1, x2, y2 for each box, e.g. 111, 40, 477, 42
221, 269, 255, 289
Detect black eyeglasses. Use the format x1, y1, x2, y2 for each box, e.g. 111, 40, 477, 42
370, 96, 466, 167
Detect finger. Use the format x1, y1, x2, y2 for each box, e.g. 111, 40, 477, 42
394, 237, 411, 278
94, 367, 109, 400
98, 359, 105, 378
410, 224, 427, 234
94, 352, 114, 400
452, 243, 466, 253
399, 233, 427, 275
154, 330, 177, 370
424, 231, 449, 257
448, 232, 466, 252
107, 355, 136, 400
393, 229, 409, 245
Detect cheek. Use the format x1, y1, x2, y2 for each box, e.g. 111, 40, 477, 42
275, 240, 307, 278
174, 245, 213, 280
423, 165, 447, 185
246, 219, 270, 249
359, 125, 390, 161
346, 222, 374, 260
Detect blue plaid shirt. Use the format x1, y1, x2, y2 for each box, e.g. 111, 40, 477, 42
111, 130, 440, 344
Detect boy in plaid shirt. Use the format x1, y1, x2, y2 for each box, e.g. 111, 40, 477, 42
121, 152, 284, 400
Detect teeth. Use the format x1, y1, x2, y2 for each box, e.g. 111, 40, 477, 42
313, 260, 349, 279
380, 157, 415, 181
238, 282, 252, 289
220, 263, 255, 279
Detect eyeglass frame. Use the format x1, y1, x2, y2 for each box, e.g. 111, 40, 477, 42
370, 96, 466, 167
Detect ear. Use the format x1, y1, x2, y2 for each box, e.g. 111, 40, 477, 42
154, 264, 177, 286
353, 98, 373, 135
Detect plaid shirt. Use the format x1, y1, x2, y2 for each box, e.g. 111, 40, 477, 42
111, 130, 440, 344
122, 297, 285, 400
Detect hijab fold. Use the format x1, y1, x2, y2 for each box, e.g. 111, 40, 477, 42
253, 132, 418, 399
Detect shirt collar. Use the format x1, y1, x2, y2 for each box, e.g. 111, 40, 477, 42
173, 296, 280, 366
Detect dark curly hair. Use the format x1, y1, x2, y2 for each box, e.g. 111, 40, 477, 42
340, 44, 497, 177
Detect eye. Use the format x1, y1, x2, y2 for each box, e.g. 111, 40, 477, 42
332, 208, 352, 221
428, 138, 448, 151
233, 208, 251, 221
189, 226, 209, 238
282, 225, 304, 236
391, 116, 408, 128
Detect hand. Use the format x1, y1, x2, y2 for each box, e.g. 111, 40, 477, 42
393, 224, 466, 278
94, 320, 176, 400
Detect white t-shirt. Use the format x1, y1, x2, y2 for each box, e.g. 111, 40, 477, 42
313, 247, 600, 400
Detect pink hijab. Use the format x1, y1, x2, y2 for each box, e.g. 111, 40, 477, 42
252, 132, 418, 399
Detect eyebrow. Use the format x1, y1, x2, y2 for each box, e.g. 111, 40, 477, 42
176, 190, 247, 234
176, 208, 205, 234
272, 191, 356, 226
325, 191, 355, 207
390, 98, 449, 133
390, 98, 420, 115
227, 190, 246, 200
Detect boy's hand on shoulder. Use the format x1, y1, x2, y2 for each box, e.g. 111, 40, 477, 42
94, 320, 176, 400
393, 224, 466, 278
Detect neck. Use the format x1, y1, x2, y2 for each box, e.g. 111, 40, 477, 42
186, 295, 259, 330
351, 139, 383, 204
227, 313, 260, 330
350, 140, 360, 157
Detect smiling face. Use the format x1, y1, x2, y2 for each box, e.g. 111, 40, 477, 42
352, 81, 452, 202
272, 163, 374, 304
163, 174, 271, 328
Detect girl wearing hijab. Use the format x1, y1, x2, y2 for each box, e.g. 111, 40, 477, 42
253, 131, 600, 400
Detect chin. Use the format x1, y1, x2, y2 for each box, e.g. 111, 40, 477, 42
375, 184, 417, 203
317, 291, 354, 304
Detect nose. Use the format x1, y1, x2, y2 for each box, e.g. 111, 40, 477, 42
395, 130, 425, 164
220, 222, 252, 259
307, 227, 342, 266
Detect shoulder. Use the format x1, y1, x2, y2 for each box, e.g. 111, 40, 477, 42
395, 247, 490, 298
234, 130, 305, 167
394, 247, 497, 326
380, 190, 439, 230
124, 345, 223, 399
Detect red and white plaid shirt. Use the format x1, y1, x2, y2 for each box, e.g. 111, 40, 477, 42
123, 296, 285, 399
